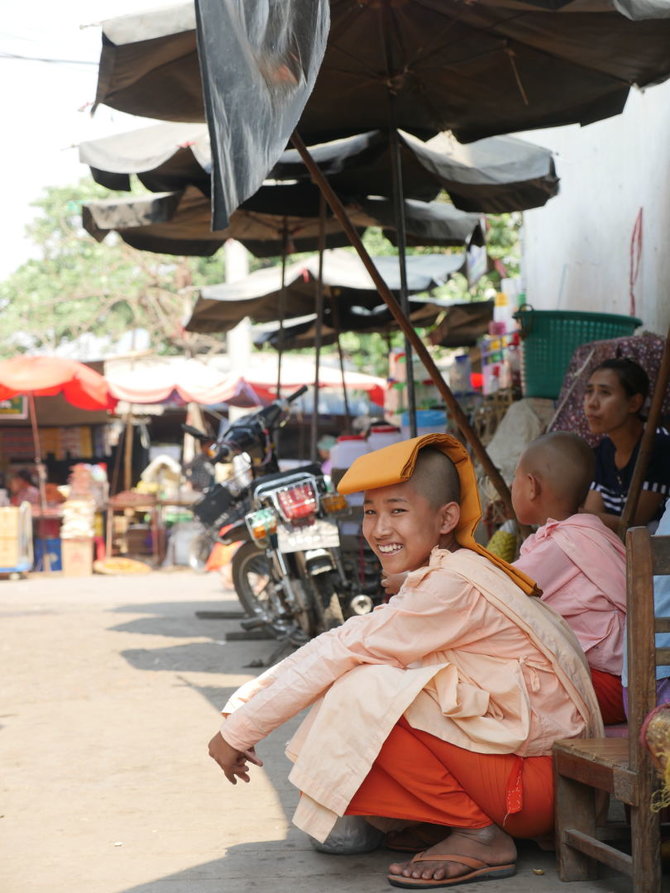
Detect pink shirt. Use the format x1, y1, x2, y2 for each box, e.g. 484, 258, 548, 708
514, 514, 626, 675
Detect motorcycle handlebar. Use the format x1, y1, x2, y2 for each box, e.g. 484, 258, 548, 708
196, 386, 310, 465
181, 424, 212, 442
286, 385, 308, 403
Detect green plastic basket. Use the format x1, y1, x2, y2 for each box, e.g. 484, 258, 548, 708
514, 309, 643, 399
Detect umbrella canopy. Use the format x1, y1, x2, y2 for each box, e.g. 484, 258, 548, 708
82, 186, 483, 257
241, 356, 387, 407
185, 249, 466, 334
428, 300, 495, 348
0, 357, 116, 411
79, 121, 558, 214
92, 1, 670, 228
104, 358, 263, 407
272, 129, 558, 214
252, 294, 476, 350
94, 0, 670, 133
81, 186, 369, 258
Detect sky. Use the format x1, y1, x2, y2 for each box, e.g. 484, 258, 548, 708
0, 0, 169, 281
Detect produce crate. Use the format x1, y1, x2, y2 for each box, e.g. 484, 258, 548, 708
514, 309, 642, 399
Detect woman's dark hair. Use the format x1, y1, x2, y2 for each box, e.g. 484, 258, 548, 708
13, 469, 35, 486
591, 358, 649, 400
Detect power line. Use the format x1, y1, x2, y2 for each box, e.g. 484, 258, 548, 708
0, 50, 97, 66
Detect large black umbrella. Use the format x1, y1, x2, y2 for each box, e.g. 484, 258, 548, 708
92, 0, 670, 228
79, 121, 558, 214
252, 298, 491, 351
81, 185, 483, 257
184, 249, 466, 333
81, 185, 369, 257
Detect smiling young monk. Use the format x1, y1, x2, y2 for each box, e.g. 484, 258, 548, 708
208, 434, 602, 889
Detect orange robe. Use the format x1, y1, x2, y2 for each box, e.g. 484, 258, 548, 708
347, 717, 554, 838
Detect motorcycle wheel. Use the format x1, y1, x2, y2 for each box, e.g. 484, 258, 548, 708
310, 570, 345, 633
231, 542, 316, 637
231, 541, 276, 625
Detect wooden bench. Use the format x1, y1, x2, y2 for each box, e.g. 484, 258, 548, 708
553, 527, 670, 892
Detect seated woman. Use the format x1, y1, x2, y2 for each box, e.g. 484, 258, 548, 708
582, 358, 670, 532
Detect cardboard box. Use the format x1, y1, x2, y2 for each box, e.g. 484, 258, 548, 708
61, 538, 93, 577
0, 507, 20, 538
0, 536, 19, 568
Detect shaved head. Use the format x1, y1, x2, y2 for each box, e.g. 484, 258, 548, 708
409, 446, 461, 509
521, 432, 595, 512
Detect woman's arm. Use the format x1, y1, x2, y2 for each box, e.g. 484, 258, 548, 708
582, 488, 665, 531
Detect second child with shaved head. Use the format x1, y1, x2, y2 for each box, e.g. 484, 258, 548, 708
512, 432, 627, 725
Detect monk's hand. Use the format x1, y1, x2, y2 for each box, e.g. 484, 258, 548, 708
208, 732, 263, 785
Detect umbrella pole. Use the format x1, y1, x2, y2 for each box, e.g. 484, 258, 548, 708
277, 222, 288, 398
618, 324, 670, 538
310, 193, 326, 463
290, 130, 516, 518
389, 125, 418, 437
329, 297, 352, 430
28, 394, 50, 573
123, 407, 134, 492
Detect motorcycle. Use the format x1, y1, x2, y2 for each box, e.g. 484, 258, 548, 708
184, 387, 380, 642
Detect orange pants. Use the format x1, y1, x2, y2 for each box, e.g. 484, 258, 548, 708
346, 717, 554, 838
590, 669, 626, 725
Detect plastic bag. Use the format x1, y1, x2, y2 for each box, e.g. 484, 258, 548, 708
308, 815, 384, 855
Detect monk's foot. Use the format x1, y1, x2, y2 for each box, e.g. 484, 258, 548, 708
385, 822, 450, 853
388, 824, 516, 882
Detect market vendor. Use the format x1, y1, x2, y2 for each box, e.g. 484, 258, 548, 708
8, 469, 39, 507
582, 358, 670, 531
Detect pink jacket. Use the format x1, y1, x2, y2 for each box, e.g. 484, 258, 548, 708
514, 514, 626, 675
220, 548, 602, 841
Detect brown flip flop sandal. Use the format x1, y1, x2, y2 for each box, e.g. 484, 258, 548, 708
387, 852, 516, 888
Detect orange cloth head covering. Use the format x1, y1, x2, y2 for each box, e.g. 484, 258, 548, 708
337, 432, 538, 596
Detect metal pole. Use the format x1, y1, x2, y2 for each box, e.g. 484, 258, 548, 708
389, 125, 417, 437
276, 221, 288, 397
290, 130, 515, 518
310, 193, 326, 462
28, 393, 50, 572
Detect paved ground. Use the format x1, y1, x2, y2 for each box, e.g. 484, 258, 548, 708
0, 567, 662, 892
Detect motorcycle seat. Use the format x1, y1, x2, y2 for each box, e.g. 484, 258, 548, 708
249, 463, 322, 496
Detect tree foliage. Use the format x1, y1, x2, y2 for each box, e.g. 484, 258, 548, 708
0, 178, 521, 371
0, 180, 227, 358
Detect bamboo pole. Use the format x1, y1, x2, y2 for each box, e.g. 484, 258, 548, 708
290, 131, 515, 519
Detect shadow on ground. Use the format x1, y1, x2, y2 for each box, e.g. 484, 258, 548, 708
117, 837, 639, 893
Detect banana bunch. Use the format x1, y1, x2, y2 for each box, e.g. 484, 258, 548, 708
486, 522, 519, 563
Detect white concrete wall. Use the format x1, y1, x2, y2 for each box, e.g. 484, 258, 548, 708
520, 80, 670, 337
